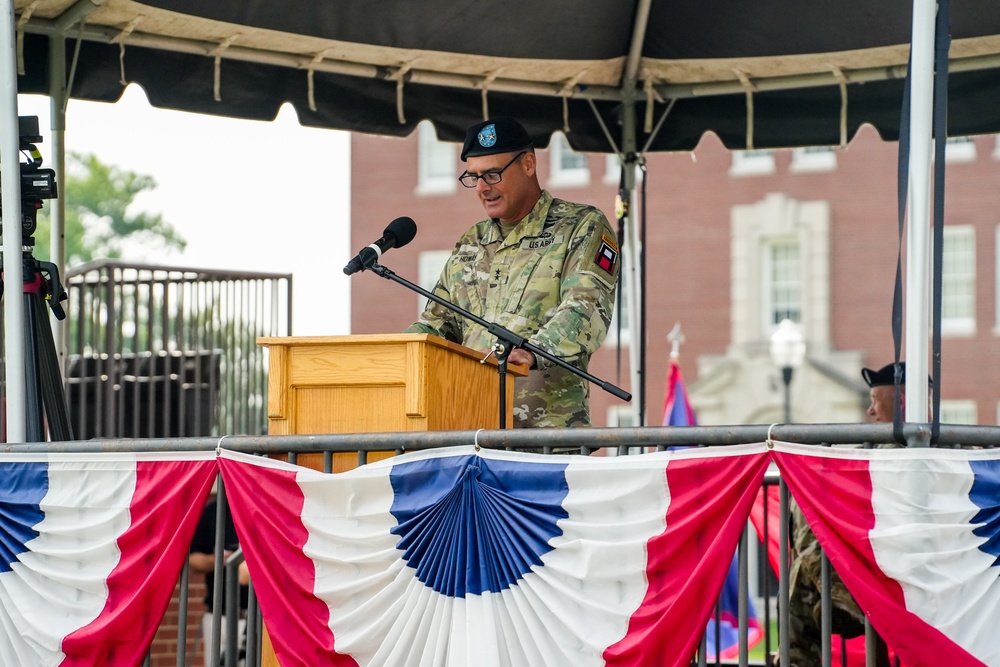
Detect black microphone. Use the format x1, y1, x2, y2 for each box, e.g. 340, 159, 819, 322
343, 216, 418, 275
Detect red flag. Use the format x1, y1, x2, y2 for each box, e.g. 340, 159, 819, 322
662, 358, 697, 427
662, 357, 763, 659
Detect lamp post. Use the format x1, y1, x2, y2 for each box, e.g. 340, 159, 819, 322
769, 317, 806, 667
769, 319, 806, 423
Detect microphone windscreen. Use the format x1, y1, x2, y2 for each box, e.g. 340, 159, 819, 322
385, 216, 417, 248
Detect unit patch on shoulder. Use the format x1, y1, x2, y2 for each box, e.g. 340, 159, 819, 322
594, 234, 619, 275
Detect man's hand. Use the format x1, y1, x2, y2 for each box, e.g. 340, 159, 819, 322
188, 549, 233, 574
508, 348, 535, 369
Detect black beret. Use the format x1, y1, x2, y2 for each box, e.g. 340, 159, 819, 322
861, 362, 934, 388
461, 117, 533, 161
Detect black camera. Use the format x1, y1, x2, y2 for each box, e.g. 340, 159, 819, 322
0, 115, 58, 237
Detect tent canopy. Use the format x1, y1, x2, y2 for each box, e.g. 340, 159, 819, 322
15, 0, 1000, 152
1, 0, 978, 439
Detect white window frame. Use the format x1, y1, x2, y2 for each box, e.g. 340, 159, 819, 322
416, 121, 456, 195
790, 146, 837, 173
730, 193, 830, 347
603, 154, 645, 186
604, 407, 642, 455
548, 132, 590, 187
944, 136, 976, 163
940, 399, 977, 425
730, 150, 775, 177
941, 225, 976, 336
761, 238, 802, 334
416, 249, 451, 316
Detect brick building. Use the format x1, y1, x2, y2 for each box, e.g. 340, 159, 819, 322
350, 125, 998, 428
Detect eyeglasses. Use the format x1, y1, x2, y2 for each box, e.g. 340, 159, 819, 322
458, 151, 527, 188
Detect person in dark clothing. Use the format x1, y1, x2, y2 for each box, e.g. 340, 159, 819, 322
189, 495, 250, 667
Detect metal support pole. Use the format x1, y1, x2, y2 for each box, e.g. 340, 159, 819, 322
49, 35, 68, 370
779, 481, 790, 667
738, 526, 750, 667
1, 0, 27, 442
904, 0, 936, 429
782, 367, 794, 422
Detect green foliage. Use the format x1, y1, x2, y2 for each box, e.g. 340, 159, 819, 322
33, 151, 185, 265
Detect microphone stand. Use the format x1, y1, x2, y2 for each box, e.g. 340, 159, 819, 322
366, 261, 631, 430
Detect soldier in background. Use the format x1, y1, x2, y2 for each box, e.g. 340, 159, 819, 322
786, 362, 923, 666
406, 117, 619, 428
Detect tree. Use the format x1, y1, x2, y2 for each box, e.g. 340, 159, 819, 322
33, 152, 185, 265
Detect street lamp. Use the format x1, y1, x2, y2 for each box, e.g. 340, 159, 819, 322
769, 318, 806, 667
769, 319, 806, 422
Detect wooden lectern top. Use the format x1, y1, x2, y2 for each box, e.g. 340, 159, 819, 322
258, 333, 527, 436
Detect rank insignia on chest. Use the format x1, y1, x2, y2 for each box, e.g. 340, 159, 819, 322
595, 234, 619, 275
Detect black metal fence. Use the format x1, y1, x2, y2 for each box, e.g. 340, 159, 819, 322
58, 260, 292, 440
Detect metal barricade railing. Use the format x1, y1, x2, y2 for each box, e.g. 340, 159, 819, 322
9, 422, 998, 666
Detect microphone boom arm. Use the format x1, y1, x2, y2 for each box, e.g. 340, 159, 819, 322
368, 261, 632, 407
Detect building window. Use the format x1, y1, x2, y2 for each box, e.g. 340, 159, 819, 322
605, 154, 621, 185
944, 136, 976, 163
416, 121, 456, 195
416, 250, 451, 316
730, 193, 829, 346
607, 406, 636, 428
763, 239, 801, 329
940, 399, 977, 425
603, 154, 644, 186
548, 133, 590, 187
790, 146, 837, 173
941, 225, 975, 335
603, 406, 641, 455
730, 150, 775, 177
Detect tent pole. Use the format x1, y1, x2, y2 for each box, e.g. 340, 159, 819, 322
621, 98, 644, 426
905, 0, 935, 433
49, 35, 68, 372
1, 0, 28, 442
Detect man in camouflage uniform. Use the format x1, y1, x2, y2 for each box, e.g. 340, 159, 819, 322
406, 117, 618, 428
787, 363, 916, 666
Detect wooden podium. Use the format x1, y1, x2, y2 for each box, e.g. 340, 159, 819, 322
259, 333, 525, 447
254, 333, 526, 666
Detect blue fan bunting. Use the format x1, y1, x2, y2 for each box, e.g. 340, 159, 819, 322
970, 460, 1000, 565
0, 463, 47, 573
389, 455, 568, 597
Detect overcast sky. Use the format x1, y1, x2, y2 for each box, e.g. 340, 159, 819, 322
17, 86, 353, 335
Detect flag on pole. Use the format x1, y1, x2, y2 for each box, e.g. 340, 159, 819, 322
662, 357, 697, 427
0, 452, 217, 666
220, 444, 770, 667
772, 441, 1000, 666
663, 357, 764, 660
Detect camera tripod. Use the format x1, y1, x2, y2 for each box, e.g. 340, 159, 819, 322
0, 235, 73, 442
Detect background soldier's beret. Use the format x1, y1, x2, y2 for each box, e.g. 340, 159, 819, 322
861, 362, 934, 387
461, 117, 534, 161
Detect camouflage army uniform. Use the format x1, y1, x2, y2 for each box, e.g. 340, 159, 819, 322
786, 500, 865, 665
787, 443, 902, 665
406, 190, 618, 428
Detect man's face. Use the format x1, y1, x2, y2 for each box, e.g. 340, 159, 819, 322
465, 151, 535, 223
867, 385, 902, 423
